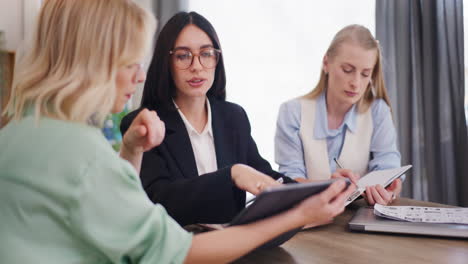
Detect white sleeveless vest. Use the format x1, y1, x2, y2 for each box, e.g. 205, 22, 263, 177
299, 97, 373, 180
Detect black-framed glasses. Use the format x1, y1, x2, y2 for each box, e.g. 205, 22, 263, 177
169, 47, 221, 70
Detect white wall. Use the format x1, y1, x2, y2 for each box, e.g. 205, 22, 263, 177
0, 1, 24, 51
188, 1, 375, 168
0, 0, 41, 51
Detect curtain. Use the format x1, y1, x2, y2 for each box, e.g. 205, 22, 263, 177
129, 0, 188, 109
153, 0, 188, 35
376, 0, 468, 206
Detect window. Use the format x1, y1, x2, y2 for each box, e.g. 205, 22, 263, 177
188, 1, 375, 166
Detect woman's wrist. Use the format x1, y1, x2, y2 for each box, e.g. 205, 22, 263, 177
119, 141, 139, 160
230, 164, 245, 183
119, 142, 143, 173
286, 205, 310, 228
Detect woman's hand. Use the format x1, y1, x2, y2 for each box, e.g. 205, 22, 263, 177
120, 109, 165, 173
363, 178, 402, 205
121, 109, 165, 154
331, 169, 360, 185
295, 180, 356, 228
230, 164, 282, 195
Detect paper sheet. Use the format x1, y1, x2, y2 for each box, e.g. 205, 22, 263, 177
374, 204, 468, 224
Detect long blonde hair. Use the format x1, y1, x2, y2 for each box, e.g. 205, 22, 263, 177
4, 0, 156, 125
306, 24, 391, 113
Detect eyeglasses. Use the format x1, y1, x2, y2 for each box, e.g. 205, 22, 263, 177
169, 48, 221, 70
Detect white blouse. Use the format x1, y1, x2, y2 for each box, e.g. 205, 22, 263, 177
174, 99, 218, 176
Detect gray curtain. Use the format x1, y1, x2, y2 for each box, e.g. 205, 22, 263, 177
376, 0, 468, 206
153, 0, 188, 36
130, 0, 187, 109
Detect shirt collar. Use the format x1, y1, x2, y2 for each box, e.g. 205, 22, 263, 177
173, 98, 213, 137
313, 92, 357, 139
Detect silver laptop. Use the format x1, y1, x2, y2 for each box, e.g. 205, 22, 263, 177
349, 207, 468, 238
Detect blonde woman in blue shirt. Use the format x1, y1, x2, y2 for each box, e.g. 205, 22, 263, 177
0, 1, 355, 263
275, 25, 401, 206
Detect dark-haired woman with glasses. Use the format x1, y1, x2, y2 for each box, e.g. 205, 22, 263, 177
121, 12, 290, 226
120, 12, 341, 227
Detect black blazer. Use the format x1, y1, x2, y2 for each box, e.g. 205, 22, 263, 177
121, 98, 293, 226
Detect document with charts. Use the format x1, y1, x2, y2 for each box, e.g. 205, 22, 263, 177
345, 165, 412, 206
374, 204, 468, 224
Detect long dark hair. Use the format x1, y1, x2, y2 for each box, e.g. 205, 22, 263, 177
140, 11, 226, 111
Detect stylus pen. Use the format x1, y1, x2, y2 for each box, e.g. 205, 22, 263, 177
334, 158, 360, 185
334, 157, 344, 169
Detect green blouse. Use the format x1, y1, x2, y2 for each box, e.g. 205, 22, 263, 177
0, 116, 192, 263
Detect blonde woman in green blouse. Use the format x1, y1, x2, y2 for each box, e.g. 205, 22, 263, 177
0, 1, 354, 263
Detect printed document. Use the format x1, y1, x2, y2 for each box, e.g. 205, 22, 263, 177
374, 204, 468, 224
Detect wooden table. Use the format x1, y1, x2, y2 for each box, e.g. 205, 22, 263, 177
233, 198, 468, 264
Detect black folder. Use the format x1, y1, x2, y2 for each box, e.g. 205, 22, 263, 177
229, 178, 351, 249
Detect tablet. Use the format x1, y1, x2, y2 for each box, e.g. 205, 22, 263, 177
346, 165, 412, 206
229, 178, 351, 249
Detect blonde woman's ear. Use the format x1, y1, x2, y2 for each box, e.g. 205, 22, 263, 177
370, 81, 376, 95
322, 55, 329, 74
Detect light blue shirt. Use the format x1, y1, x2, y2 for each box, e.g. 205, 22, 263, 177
275, 92, 401, 179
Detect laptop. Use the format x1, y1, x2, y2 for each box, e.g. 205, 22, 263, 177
349, 207, 468, 238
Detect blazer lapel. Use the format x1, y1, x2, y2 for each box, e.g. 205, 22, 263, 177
210, 100, 237, 169
159, 108, 199, 178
